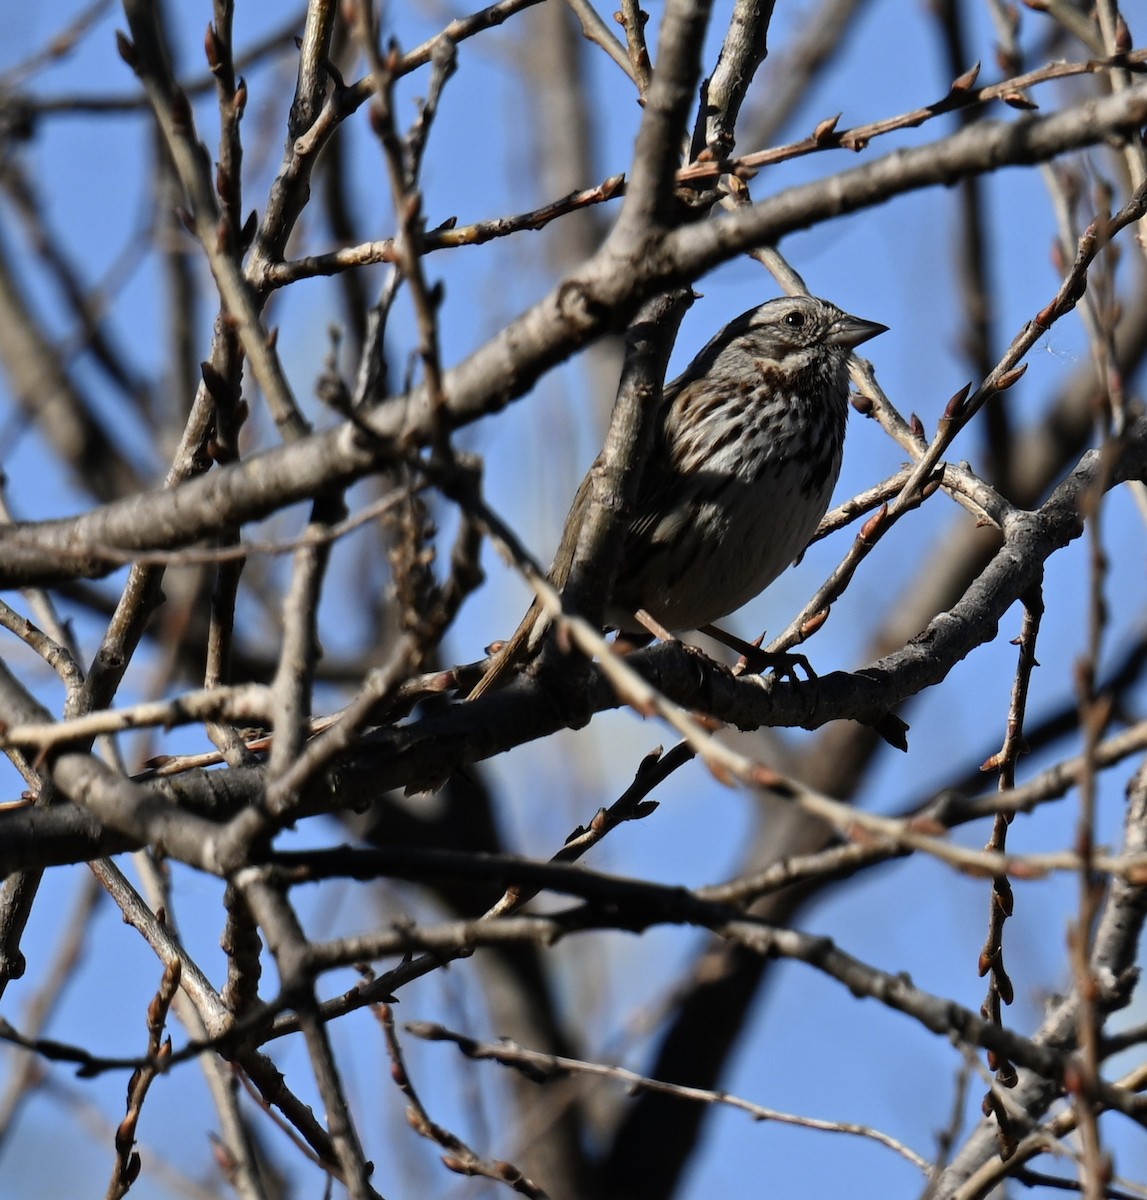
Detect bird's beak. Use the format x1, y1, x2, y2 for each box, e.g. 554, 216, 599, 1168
827, 314, 888, 349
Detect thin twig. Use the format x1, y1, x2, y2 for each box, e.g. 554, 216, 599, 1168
407, 1020, 930, 1172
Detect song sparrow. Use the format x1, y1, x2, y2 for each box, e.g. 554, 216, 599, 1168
469, 295, 886, 698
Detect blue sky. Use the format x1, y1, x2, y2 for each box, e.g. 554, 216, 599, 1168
1, 2, 1145, 1197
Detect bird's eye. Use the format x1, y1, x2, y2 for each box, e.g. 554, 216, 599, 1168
782, 310, 805, 328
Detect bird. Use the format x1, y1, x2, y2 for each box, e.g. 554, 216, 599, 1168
468, 294, 886, 699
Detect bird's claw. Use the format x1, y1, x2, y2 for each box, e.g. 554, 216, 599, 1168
737, 647, 815, 681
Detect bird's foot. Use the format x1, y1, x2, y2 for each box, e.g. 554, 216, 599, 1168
740, 646, 815, 682
699, 624, 815, 681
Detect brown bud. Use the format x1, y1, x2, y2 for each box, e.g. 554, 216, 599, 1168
995, 1061, 1018, 1088
949, 61, 981, 93
428, 668, 455, 692
1001, 92, 1038, 110
115, 31, 137, 69
1033, 299, 1058, 328
859, 504, 888, 542
851, 392, 874, 415
943, 382, 972, 422
639, 747, 666, 775
813, 113, 841, 144
240, 210, 258, 252
1062, 1060, 1083, 1096
800, 608, 829, 637
750, 764, 790, 793
124, 1154, 142, 1186
1114, 14, 1132, 53
205, 23, 222, 73
993, 363, 1027, 392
